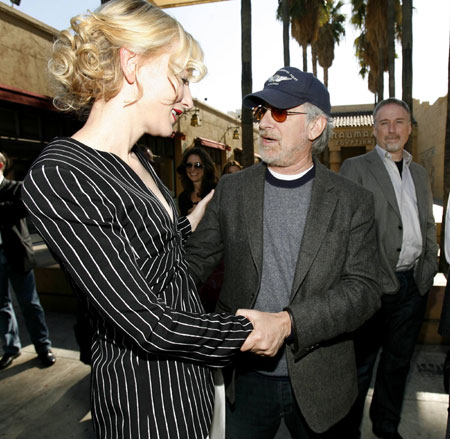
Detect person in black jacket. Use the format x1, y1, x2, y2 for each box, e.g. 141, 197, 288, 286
0, 152, 55, 369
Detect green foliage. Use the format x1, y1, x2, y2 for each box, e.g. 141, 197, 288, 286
350, 0, 400, 90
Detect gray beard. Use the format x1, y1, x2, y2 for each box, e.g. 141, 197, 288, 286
381, 139, 403, 153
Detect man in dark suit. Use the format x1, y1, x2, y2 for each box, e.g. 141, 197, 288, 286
339, 98, 438, 439
186, 67, 381, 438
0, 152, 55, 369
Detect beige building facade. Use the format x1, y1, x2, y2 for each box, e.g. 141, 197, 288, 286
328, 104, 376, 172
0, 3, 55, 97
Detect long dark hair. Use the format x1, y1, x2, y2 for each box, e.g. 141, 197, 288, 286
177, 147, 217, 197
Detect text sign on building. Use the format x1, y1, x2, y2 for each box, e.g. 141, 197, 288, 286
331, 129, 375, 148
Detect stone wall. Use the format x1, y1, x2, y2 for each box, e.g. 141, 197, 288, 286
413, 96, 447, 203
0, 3, 57, 97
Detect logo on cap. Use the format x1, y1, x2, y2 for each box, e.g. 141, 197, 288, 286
267, 70, 299, 86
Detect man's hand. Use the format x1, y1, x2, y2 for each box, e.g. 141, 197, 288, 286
236, 309, 292, 357
186, 190, 214, 232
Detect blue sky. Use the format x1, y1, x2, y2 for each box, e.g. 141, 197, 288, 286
3, 0, 449, 113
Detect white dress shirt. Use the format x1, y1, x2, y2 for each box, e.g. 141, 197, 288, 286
375, 145, 422, 271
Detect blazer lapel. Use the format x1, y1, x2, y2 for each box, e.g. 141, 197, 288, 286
366, 149, 401, 220
290, 161, 337, 301
243, 163, 266, 275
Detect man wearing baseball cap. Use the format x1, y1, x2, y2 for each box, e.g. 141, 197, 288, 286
186, 67, 381, 438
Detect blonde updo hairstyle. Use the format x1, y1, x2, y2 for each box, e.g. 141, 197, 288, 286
49, 0, 206, 115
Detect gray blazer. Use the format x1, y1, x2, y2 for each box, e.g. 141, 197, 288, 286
186, 159, 381, 433
340, 148, 438, 296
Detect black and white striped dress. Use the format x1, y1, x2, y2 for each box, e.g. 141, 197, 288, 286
22, 138, 252, 439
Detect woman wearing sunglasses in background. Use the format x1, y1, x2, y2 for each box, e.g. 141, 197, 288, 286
177, 147, 222, 313
177, 146, 218, 216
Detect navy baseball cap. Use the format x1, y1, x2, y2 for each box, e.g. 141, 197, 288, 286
243, 67, 331, 115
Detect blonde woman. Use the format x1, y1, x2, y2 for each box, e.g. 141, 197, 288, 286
22, 1, 255, 438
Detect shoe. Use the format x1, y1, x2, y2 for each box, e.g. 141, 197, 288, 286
373, 431, 404, 439
38, 349, 56, 367
0, 352, 21, 370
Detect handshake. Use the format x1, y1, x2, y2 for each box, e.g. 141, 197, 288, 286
236, 309, 292, 357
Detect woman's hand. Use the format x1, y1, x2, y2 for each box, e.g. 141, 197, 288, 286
186, 190, 214, 232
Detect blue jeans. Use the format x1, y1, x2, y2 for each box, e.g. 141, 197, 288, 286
0, 247, 51, 355
226, 371, 338, 439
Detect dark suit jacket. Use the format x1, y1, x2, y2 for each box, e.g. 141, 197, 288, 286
340, 148, 438, 296
0, 177, 35, 272
186, 159, 381, 433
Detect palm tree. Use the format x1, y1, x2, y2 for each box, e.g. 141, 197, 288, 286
276, 0, 327, 73
351, 0, 400, 102
351, 1, 376, 97
402, 0, 413, 117
315, 0, 346, 88
311, 43, 319, 77
241, 0, 254, 168
366, 0, 388, 101
353, 32, 377, 95
280, 0, 291, 66
387, 0, 395, 96
289, 0, 327, 72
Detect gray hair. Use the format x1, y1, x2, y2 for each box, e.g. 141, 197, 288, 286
373, 98, 411, 122
302, 102, 334, 155
0, 152, 6, 167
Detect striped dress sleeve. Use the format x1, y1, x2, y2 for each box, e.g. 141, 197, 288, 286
23, 163, 252, 367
